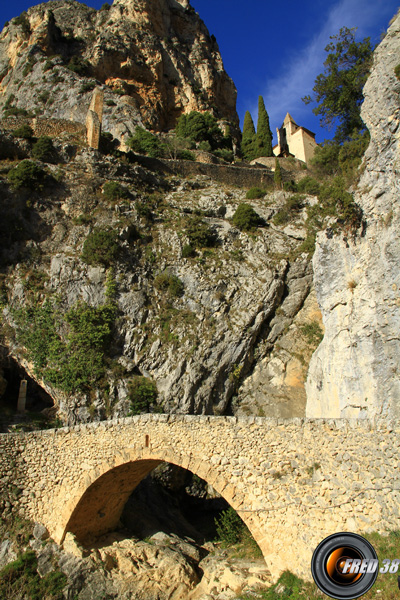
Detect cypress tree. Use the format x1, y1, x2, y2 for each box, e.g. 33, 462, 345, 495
274, 157, 282, 189
255, 96, 273, 157
241, 111, 257, 161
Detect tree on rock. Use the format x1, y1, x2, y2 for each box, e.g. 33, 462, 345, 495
241, 111, 257, 161
302, 27, 373, 142
255, 96, 273, 157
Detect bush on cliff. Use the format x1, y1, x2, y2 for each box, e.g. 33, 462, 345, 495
81, 228, 119, 267
185, 216, 217, 248
13, 124, 34, 139
127, 376, 159, 415
31, 136, 56, 162
103, 181, 130, 201
232, 203, 263, 231
154, 271, 184, 298
8, 160, 45, 190
127, 127, 165, 158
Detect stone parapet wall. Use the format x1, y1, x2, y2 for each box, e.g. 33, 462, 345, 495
133, 155, 274, 188
0, 415, 399, 580
0, 117, 86, 140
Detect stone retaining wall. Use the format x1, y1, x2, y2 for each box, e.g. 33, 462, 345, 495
133, 155, 274, 188
0, 415, 399, 580
0, 117, 86, 140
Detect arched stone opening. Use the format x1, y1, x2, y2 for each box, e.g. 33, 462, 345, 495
0, 350, 54, 429
60, 454, 266, 563
120, 462, 230, 544
64, 459, 163, 543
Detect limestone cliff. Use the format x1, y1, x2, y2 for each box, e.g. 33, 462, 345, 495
0, 0, 239, 144
306, 11, 400, 419
0, 149, 318, 424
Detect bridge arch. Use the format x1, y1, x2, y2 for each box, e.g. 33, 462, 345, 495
53, 446, 266, 560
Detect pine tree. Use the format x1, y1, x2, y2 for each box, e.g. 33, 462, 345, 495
255, 96, 273, 157
241, 111, 257, 161
274, 157, 282, 189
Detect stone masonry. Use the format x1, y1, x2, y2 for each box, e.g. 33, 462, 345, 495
86, 88, 104, 150
0, 415, 399, 580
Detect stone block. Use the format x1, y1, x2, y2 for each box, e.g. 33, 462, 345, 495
86, 110, 101, 150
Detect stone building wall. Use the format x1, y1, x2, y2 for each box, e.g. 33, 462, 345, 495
0, 415, 399, 580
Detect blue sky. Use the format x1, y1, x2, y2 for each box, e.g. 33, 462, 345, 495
2, 0, 399, 143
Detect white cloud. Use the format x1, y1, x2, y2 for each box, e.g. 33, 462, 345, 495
253, 0, 398, 139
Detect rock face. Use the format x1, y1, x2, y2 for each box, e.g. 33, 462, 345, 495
0, 0, 239, 144
0, 146, 318, 423
306, 11, 400, 419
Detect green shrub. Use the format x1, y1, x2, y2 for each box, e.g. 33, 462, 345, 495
0, 549, 67, 600
395, 64, 400, 80
301, 321, 323, 345
246, 187, 266, 200
127, 127, 165, 157
215, 508, 245, 546
286, 194, 305, 211
296, 176, 320, 195
4, 107, 29, 118
310, 139, 340, 177
81, 228, 119, 266
337, 130, 370, 182
198, 140, 212, 152
22, 55, 37, 77
252, 570, 312, 599
13, 124, 34, 139
103, 181, 129, 201
272, 209, 289, 226
232, 203, 263, 231
79, 81, 96, 94
8, 160, 45, 190
185, 216, 217, 248
213, 148, 233, 162
176, 110, 229, 151
13, 12, 31, 36
43, 59, 54, 72
135, 200, 153, 220
177, 149, 196, 161
4, 93, 15, 109
283, 180, 298, 192
274, 157, 282, 189
297, 234, 316, 255
38, 90, 50, 104
127, 376, 158, 415
273, 194, 305, 226
154, 272, 184, 297
181, 244, 196, 258
73, 214, 92, 225
31, 136, 55, 162
13, 300, 115, 394
66, 56, 90, 75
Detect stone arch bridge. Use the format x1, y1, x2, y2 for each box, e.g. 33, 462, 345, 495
0, 415, 399, 579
